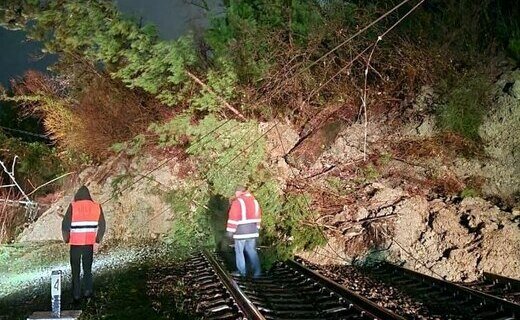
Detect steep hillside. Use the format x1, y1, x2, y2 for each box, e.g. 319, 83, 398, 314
2, 0, 520, 283
20, 61, 520, 280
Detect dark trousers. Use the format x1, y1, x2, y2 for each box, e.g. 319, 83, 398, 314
70, 245, 94, 299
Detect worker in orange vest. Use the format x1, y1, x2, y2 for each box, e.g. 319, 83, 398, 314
226, 185, 262, 277
61, 186, 105, 302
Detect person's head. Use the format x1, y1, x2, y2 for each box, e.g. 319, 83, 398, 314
74, 185, 92, 201
235, 185, 246, 198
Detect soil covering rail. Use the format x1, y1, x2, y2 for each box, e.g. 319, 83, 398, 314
186, 251, 402, 319
368, 262, 520, 319
467, 271, 520, 305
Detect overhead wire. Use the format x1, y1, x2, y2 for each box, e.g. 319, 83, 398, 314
274, 0, 439, 268
300, 0, 412, 74
104, 0, 423, 203
102, 0, 434, 270
100, 118, 237, 205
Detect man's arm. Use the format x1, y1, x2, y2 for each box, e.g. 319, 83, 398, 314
61, 204, 72, 243
96, 207, 106, 243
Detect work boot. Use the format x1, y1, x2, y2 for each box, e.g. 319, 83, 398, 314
230, 271, 243, 278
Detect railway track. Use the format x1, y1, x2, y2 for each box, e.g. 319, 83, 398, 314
182, 251, 520, 319
367, 262, 520, 319
464, 272, 520, 305
184, 250, 403, 319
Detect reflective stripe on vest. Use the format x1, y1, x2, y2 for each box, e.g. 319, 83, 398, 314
69, 200, 100, 246
232, 195, 261, 239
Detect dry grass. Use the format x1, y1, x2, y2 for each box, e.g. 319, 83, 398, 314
391, 132, 483, 162
0, 182, 26, 243
12, 71, 162, 160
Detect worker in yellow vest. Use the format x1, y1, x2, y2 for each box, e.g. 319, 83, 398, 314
61, 186, 105, 302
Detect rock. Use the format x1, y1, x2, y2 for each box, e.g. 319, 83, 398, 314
376, 206, 393, 217
262, 120, 299, 161
286, 120, 345, 170
416, 116, 435, 137
18, 203, 66, 242
392, 196, 429, 249
511, 81, 520, 99
367, 185, 405, 212
297, 236, 350, 265
474, 69, 520, 200
343, 225, 364, 238
19, 154, 180, 242
355, 207, 370, 221
387, 194, 520, 281
479, 222, 520, 279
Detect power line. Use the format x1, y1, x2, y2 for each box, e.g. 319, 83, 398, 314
0, 125, 49, 139
100, 118, 237, 205
301, 0, 412, 74
218, 123, 278, 170
306, 0, 425, 102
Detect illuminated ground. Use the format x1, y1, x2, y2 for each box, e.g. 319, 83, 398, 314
0, 242, 197, 320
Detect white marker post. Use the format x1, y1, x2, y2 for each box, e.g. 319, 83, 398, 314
51, 270, 62, 318
27, 270, 82, 320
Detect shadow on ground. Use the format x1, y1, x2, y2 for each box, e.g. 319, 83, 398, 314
0, 249, 198, 319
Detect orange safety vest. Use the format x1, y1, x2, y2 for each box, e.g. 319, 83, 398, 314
69, 200, 101, 246
226, 192, 261, 239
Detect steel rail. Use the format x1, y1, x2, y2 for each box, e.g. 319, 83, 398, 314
202, 249, 266, 320
484, 272, 520, 291
383, 262, 520, 317
287, 259, 405, 320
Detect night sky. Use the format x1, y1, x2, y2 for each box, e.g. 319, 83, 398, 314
0, 0, 214, 89
0, 28, 55, 88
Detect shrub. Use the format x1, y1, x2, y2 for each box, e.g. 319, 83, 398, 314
259, 189, 326, 266
164, 184, 214, 249
461, 187, 479, 198
155, 115, 325, 261
436, 72, 491, 141
9, 71, 158, 160
0, 132, 65, 194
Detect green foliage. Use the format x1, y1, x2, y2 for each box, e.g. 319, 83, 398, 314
260, 191, 326, 266
0, 133, 65, 194
111, 134, 146, 156
494, 3, 520, 62
184, 115, 265, 197
27, 0, 197, 106
191, 59, 238, 112
164, 184, 213, 249
150, 114, 265, 196
363, 164, 380, 182
149, 115, 191, 148
206, 0, 323, 84
325, 176, 351, 196
155, 114, 325, 261
509, 38, 520, 61
115, 36, 197, 106
437, 72, 491, 140
461, 187, 479, 198
110, 173, 132, 200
